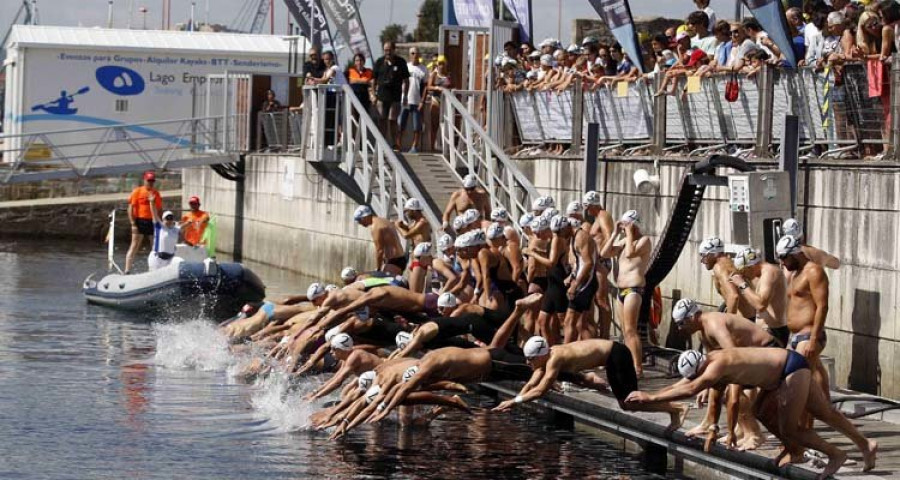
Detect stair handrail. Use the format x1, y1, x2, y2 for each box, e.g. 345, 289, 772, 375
299, 84, 442, 236
440, 90, 538, 225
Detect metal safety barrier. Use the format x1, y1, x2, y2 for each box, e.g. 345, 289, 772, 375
0, 116, 238, 184
442, 89, 539, 224
257, 111, 304, 152
505, 59, 900, 160
300, 84, 442, 236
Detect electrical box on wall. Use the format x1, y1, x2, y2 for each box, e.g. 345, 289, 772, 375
728, 171, 792, 263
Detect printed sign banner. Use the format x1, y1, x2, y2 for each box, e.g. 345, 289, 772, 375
742, 0, 797, 67
452, 0, 494, 28
587, 0, 646, 74
319, 0, 373, 66
282, 0, 334, 52
502, 0, 532, 42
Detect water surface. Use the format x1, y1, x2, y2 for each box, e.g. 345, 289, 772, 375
0, 238, 667, 479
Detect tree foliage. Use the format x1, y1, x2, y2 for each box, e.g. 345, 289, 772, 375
380, 23, 408, 44
413, 0, 442, 42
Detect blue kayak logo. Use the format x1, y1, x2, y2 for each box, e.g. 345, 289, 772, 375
95, 66, 145, 96
31, 86, 90, 115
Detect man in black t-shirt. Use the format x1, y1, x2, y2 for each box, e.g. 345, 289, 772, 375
303, 47, 326, 83
373, 41, 409, 147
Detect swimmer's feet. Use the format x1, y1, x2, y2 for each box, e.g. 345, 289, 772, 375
449, 394, 471, 413
736, 435, 764, 451
863, 440, 878, 472
516, 293, 543, 308
818, 450, 847, 480
665, 403, 690, 434
684, 422, 711, 439
776, 447, 807, 467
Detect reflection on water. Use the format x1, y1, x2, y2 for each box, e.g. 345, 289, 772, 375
0, 239, 669, 479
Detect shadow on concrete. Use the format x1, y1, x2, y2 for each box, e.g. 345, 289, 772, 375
848, 289, 881, 395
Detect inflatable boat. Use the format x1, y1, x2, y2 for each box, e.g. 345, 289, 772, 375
82, 211, 265, 314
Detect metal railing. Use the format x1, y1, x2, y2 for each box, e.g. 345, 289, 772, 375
0, 116, 238, 184
442, 90, 539, 224
505, 60, 900, 160
257, 111, 304, 152
300, 84, 442, 235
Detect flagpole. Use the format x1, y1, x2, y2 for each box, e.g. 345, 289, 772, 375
557, 0, 561, 39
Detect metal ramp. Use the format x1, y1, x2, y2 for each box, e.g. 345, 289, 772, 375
402, 153, 460, 214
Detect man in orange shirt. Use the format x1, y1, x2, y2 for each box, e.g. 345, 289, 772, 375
180, 195, 209, 247
125, 171, 163, 273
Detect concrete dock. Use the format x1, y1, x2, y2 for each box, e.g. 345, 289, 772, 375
480, 368, 900, 480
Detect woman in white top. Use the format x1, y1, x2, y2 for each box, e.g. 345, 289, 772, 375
147, 193, 183, 271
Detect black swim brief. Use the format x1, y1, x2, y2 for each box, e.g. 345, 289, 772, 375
530, 277, 548, 292
487, 347, 532, 382
568, 277, 598, 313
605, 342, 639, 402
386, 255, 409, 272
768, 326, 790, 348
432, 314, 498, 344
541, 281, 569, 314
616, 286, 645, 303
134, 218, 154, 236
780, 349, 810, 384
789, 330, 827, 351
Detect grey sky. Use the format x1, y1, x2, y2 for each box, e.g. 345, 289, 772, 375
2, 0, 741, 48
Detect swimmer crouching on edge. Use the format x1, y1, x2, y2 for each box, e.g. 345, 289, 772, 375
491, 336, 689, 433
626, 348, 877, 479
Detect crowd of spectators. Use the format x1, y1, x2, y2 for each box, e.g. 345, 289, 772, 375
492, 0, 900, 93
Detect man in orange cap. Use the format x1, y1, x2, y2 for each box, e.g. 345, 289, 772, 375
125, 171, 162, 273
180, 195, 209, 247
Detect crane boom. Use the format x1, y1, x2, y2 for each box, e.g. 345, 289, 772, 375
248, 0, 270, 34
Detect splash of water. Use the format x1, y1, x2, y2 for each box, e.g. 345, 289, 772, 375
249, 372, 325, 432
153, 320, 233, 371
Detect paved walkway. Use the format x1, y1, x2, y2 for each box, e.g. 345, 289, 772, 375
483, 367, 900, 480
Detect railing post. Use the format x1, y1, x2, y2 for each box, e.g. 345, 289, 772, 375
652, 74, 667, 154
891, 53, 900, 160
755, 64, 775, 158
485, 139, 497, 208
571, 79, 584, 156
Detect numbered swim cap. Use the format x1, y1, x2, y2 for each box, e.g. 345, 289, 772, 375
620, 210, 641, 225
776, 235, 802, 258
307, 282, 326, 301
358, 371, 376, 391
698, 237, 725, 256
402, 365, 420, 383
395, 331, 413, 350
353, 205, 374, 222
583, 190, 602, 206
518, 213, 535, 229
413, 242, 432, 258
677, 350, 706, 380
490, 208, 510, 223
549, 215, 568, 232
340, 266, 358, 282
463, 208, 481, 226
404, 198, 423, 211
325, 326, 342, 343
330, 333, 354, 351
463, 174, 478, 189
486, 222, 505, 240
565, 201, 583, 217
782, 218, 802, 239
364, 385, 381, 404
523, 336, 550, 358
672, 298, 701, 324
437, 234, 454, 253
733, 247, 761, 270
437, 292, 458, 308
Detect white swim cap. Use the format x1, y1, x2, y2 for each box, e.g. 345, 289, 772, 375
568, 217, 583, 230
364, 385, 381, 404
437, 233, 454, 253
395, 331, 413, 350
452, 215, 467, 233
413, 242, 432, 258
468, 230, 487, 246
621, 210, 640, 225
549, 215, 568, 233
358, 371, 376, 391
532, 196, 552, 212
583, 190, 602, 206
698, 237, 725, 256
776, 235, 803, 258
565, 201, 583, 217
782, 218, 802, 239
325, 326, 342, 343
353, 205, 374, 222
325, 284, 339, 293
340, 266, 358, 282
531, 217, 550, 232
733, 247, 761, 270
672, 298, 701, 325
437, 292, 458, 308
463, 208, 481, 226
330, 333, 354, 351
540, 208, 560, 220
162, 210, 175, 221
402, 365, 419, 383
486, 222, 505, 240
539, 54, 553, 66
677, 350, 706, 380
523, 336, 551, 358
454, 232, 471, 248
307, 282, 326, 301
463, 174, 478, 189
518, 213, 535, 228
490, 208, 510, 223
404, 198, 423, 211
